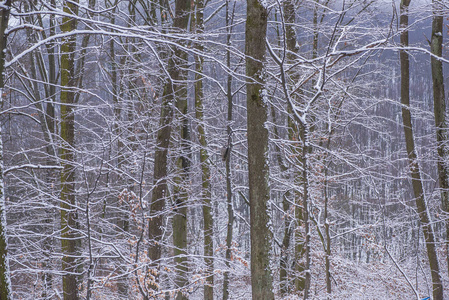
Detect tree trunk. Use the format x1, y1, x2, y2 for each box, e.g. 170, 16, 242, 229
148, 86, 173, 294
223, 1, 234, 299
193, 0, 214, 298
173, 72, 190, 300
324, 160, 331, 297
148, 0, 191, 297
399, 1, 444, 298
171, 1, 191, 299
0, 2, 11, 299
300, 131, 311, 299
282, 0, 307, 293
271, 105, 291, 296
60, 1, 79, 299
430, 0, 449, 277
245, 1, 274, 299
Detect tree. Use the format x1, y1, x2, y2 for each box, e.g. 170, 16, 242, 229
193, 0, 214, 298
399, 0, 443, 298
59, 0, 80, 297
147, 2, 175, 293
148, 0, 192, 297
0, 1, 11, 299
430, 0, 449, 276
172, 0, 191, 296
282, 0, 307, 293
245, 0, 274, 299
222, 1, 236, 299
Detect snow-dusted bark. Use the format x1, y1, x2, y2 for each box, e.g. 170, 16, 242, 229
60, 1, 80, 299
281, 0, 307, 294
170, 2, 191, 299
0, 1, 11, 299
193, 0, 214, 298
0, 94, 11, 300
246, 0, 274, 299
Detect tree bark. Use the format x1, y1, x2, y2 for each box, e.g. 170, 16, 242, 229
324, 150, 331, 297
148, 0, 191, 297
147, 0, 172, 278
300, 131, 311, 300
282, 0, 307, 293
245, 1, 274, 299
193, 0, 214, 298
399, 1, 444, 298
271, 14, 293, 293
271, 105, 291, 296
148, 82, 173, 294
171, 2, 191, 299
0, 2, 11, 299
60, 1, 79, 299
430, 0, 449, 277
223, 2, 234, 299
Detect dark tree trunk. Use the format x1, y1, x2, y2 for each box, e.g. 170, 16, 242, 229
148, 1, 191, 298
282, 0, 307, 293
171, 1, 191, 299
399, 1, 444, 298
430, 0, 449, 277
245, 1, 274, 299
60, 1, 80, 299
0, 2, 11, 299
147, 82, 173, 293
193, 0, 214, 298
223, 2, 235, 299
